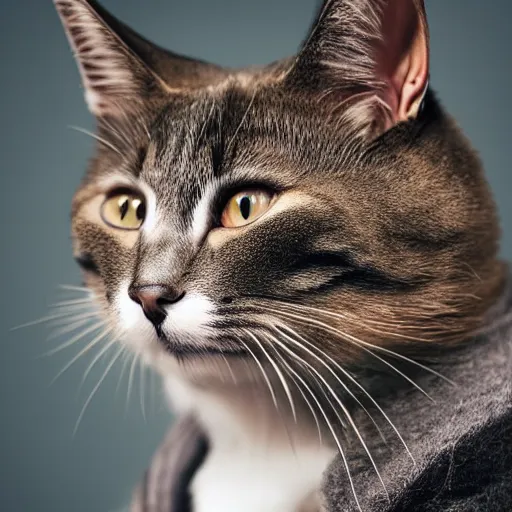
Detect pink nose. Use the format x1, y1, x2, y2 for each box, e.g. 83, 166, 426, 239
128, 285, 184, 329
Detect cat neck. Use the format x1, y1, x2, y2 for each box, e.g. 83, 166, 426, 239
164, 372, 331, 450
164, 372, 337, 512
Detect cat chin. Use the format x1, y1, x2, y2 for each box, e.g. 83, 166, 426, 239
116, 322, 253, 386
140, 346, 259, 389
119, 323, 249, 375
162, 357, 274, 412
163, 351, 253, 382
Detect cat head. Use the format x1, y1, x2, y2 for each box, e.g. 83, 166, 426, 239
55, 0, 504, 383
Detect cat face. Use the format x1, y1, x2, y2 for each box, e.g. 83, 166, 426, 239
56, 0, 504, 383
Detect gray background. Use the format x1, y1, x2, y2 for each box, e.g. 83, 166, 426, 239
1, 1, 510, 511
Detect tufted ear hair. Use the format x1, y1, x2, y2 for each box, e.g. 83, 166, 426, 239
284, 0, 429, 139
53, 0, 226, 118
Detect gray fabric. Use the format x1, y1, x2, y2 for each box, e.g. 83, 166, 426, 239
131, 415, 207, 512
322, 288, 512, 511
133, 282, 512, 512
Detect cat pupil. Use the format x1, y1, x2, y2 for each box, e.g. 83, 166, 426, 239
240, 196, 251, 220
136, 202, 146, 221
119, 198, 129, 220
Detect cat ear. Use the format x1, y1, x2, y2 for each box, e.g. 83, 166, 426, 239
284, 0, 429, 138
53, 0, 224, 117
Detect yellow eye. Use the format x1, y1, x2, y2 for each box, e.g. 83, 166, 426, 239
221, 189, 274, 228
101, 191, 146, 230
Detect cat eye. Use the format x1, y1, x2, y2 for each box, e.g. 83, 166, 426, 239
221, 189, 274, 228
101, 191, 146, 230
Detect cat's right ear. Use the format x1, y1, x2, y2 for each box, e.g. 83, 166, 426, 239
283, 0, 430, 140
53, 0, 224, 118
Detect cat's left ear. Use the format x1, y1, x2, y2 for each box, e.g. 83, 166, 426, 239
284, 0, 429, 138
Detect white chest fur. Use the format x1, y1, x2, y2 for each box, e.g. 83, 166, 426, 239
165, 376, 336, 512
191, 440, 333, 512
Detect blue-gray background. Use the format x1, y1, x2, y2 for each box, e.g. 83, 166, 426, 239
1, 1, 510, 511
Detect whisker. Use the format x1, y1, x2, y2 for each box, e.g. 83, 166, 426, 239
49, 326, 112, 384
48, 317, 94, 340
274, 301, 432, 342
137, 114, 151, 141
225, 88, 258, 156
310, 314, 436, 400
197, 99, 216, 144
269, 343, 323, 445
244, 329, 297, 422
307, 368, 349, 435
126, 352, 138, 415
99, 116, 132, 147
11, 309, 97, 331
73, 346, 124, 437
220, 353, 237, 385
359, 342, 455, 386
69, 125, 123, 156
274, 324, 384, 435
265, 339, 363, 512
50, 298, 92, 308
277, 323, 414, 463
139, 358, 147, 423
43, 320, 105, 358
266, 329, 389, 501
362, 347, 436, 402
49, 311, 98, 328
116, 349, 131, 396
149, 366, 156, 417
266, 307, 452, 389
81, 334, 119, 386
260, 296, 458, 332
58, 285, 89, 293
47, 305, 95, 317
238, 337, 278, 410
273, 308, 437, 400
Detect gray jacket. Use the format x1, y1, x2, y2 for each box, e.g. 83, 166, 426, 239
132, 283, 512, 512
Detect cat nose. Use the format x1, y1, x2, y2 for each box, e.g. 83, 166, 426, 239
128, 285, 184, 330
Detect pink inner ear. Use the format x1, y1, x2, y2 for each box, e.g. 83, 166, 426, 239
377, 0, 429, 125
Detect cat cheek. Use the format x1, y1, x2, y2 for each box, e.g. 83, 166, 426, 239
162, 293, 216, 341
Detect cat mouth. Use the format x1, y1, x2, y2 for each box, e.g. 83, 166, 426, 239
157, 332, 247, 358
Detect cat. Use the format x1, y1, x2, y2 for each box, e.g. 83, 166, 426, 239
53, 1, 511, 511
